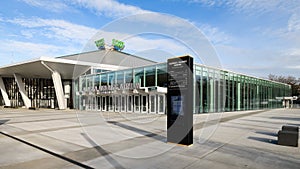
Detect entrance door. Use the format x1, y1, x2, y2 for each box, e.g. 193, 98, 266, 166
121, 95, 126, 112
102, 96, 106, 111
127, 95, 133, 112
87, 96, 92, 110
134, 95, 140, 113
109, 96, 113, 112
141, 95, 148, 113
92, 97, 96, 111
149, 94, 156, 114
115, 95, 120, 112
106, 96, 110, 112
158, 94, 165, 114
97, 96, 101, 111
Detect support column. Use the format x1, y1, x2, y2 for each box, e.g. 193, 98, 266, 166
41, 61, 66, 110
209, 79, 214, 112
237, 83, 241, 111
0, 77, 11, 106
52, 71, 66, 110
256, 85, 260, 109
14, 74, 31, 108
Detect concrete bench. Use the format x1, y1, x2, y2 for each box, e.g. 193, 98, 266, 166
278, 125, 299, 147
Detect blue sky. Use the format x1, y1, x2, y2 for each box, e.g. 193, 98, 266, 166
0, 0, 299, 78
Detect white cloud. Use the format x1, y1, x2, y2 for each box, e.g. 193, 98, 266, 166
70, 0, 150, 18
1, 17, 97, 64
20, 0, 74, 13
125, 36, 190, 55
189, 0, 220, 6
256, 13, 300, 47
0, 40, 80, 65
3, 14, 217, 63
21, 0, 150, 18
288, 14, 300, 32
83, 30, 192, 58
191, 0, 300, 15
216, 44, 300, 77
280, 48, 300, 67
7, 17, 98, 45
285, 48, 300, 57
198, 24, 232, 45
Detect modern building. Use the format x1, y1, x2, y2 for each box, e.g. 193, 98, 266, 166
0, 48, 291, 113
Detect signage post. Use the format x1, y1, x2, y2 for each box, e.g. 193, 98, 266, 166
167, 55, 193, 146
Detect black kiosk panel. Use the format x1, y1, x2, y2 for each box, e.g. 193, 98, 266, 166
167, 55, 193, 146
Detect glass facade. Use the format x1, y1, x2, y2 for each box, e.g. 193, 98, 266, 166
78, 63, 167, 93
1, 77, 74, 109
0, 61, 290, 112
194, 64, 290, 113
77, 63, 291, 114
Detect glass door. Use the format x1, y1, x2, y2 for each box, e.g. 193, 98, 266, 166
134, 95, 140, 113
87, 96, 92, 111
109, 96, 113, 111
149, 94, 156, 114
158, 94, 165, 114
106, 96, 110, 112
97, 96, 101, 111
92, 97, 96, 111
82, 97, 86, 111
127, 95, 133, 112
121, 95, 126, 112
115, 95, 120, 112
141, 95, 148, 113
102, 96, 106, 111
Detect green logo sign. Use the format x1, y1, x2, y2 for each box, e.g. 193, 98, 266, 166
112, 39, 125, 51
95, 38, 105, 49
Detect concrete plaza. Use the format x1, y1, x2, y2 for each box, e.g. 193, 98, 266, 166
0, 108, 299, 169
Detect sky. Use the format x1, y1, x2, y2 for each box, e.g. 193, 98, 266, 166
0, 0, 300, 78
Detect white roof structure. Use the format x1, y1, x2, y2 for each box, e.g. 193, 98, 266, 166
0, 50, 156, 79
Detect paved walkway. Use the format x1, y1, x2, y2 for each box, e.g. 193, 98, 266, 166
0, 108, 299, 169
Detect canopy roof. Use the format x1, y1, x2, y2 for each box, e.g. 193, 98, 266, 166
0, 50, 156, 79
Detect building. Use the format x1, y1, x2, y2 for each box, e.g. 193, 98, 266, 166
0, 48, 291, 113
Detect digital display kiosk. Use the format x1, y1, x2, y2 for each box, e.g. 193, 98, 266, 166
167, 55, 193, 146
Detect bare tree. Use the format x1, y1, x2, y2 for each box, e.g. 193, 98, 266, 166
268, 74, 300, 96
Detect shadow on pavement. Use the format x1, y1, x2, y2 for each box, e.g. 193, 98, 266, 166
255, 131, 277, 137
107, 121, 166, 142
248, 136, 277, 144
0, 131, 94, 169
242, 118, 300, 126
81, 133, 126, 169
270, 117, 300, 121
209, 140, 300, 169
0, 119, 9, 125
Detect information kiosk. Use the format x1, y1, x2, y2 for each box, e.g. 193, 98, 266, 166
167, 55, 193, 146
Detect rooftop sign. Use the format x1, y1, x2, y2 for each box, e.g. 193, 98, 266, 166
95, 38, 105, 49
112, 39, 125, 51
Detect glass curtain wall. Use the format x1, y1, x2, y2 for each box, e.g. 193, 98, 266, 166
194, 64, 291, 113
79, 63, 168, 92
77, 64, 168, 110
2, 77, 59, 108
3, 77, 24, 107
77, 63, 291, 113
